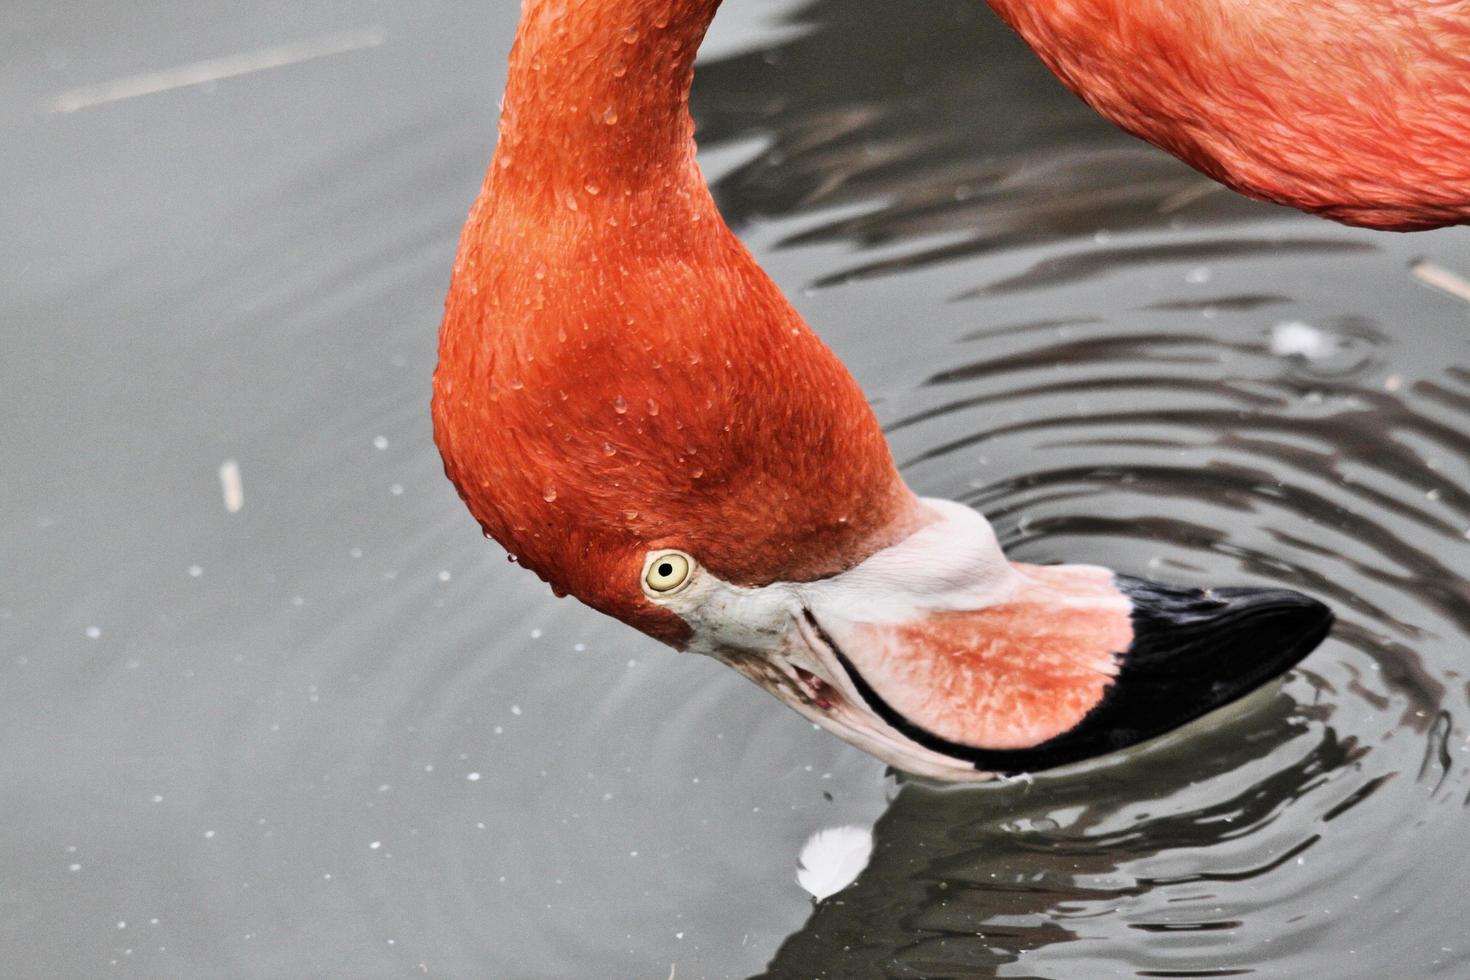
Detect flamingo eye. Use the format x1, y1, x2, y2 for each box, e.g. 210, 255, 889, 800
644, 551, 694, 595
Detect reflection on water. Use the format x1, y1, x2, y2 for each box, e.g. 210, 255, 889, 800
3, 0, 1469, 976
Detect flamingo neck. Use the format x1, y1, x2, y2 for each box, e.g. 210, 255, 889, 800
434, 0, 924, 642
491, 0, 722, 204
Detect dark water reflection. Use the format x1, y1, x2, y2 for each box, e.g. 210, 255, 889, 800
4, 0, 1469, 976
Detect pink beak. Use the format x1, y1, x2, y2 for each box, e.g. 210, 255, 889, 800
689, 503, 1333, 781
805, 572, 1331, 776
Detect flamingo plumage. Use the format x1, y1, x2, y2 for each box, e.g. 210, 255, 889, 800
432, 0, 1333, 781
989, 0, 1470, 230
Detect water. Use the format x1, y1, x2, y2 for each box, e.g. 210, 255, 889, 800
4, 0, 1469, 976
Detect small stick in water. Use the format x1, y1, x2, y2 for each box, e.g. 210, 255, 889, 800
1410, 258, 1470, 306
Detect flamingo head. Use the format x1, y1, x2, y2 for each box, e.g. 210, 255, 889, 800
434, 269, 1331, 783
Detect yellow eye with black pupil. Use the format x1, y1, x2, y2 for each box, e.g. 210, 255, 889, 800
645, 552, 692, 593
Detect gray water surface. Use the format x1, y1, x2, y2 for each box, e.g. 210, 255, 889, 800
5, 1, 1470, 977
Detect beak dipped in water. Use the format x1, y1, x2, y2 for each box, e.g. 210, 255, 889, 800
651, 500, 1333, 782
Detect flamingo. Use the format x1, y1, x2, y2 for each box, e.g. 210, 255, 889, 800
432, 0, 1333, 782
989, 0, 1470, 230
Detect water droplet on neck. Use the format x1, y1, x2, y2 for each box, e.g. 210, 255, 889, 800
542, 487, 558, 503
509, 379, 524, 391
623, 510, 639, 521
602, 442, 617, 457
646, 399, 660, 416
622, 28, 640, 44
601, 107, 619, 125
613, 396, 628, 414
584, 182, 601, 196
612, 65, 628, 78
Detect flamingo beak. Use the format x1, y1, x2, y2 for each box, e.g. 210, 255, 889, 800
654, 500, 1332, 782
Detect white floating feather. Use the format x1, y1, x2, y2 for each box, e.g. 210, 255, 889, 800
795, 825, 873, 901
1269, 320, 1337, 361
218, 459, 244, 514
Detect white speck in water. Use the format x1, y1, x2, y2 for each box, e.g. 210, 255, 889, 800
68, 863, 81, 873
796, 825, 874, 901
437, 570, 452, 582
1184, 266, 1212, 284
117, 921, 126, 930
373, 436, 389, 450
369, 841, 381, 850
675, 932, 684, 940
151, 795, 163, 804
389, 483, 405, 496
511, 704, 523, 716
529, 628, 543, 640
218, 459, 244, 514
573, 643, 586, 652
349, 547, 363, 559
493, 726, 504, 735
1384, 374, 1403, 392
84, 626, 101, 639
1269, 320, 1338, 361
203, 830, 215, 839
466, 772, 481, 782
187, 565, 203, 578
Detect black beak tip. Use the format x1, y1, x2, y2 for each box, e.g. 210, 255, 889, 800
1114, 575, 1334, 697
1207, 585, 1334, 674
1283, 592, 1335, 662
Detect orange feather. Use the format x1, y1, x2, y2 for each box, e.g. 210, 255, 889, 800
989, 0, 1470, 229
